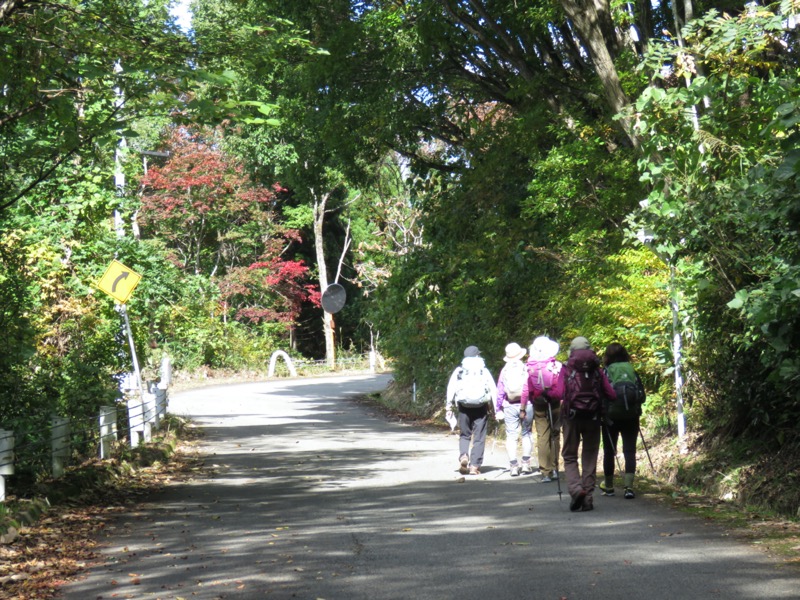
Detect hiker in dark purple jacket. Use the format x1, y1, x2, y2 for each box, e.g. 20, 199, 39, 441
560, 336, 616, 512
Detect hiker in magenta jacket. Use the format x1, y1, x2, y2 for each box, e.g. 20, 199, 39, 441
560, 336, 616, 512
523, 336, 564, 482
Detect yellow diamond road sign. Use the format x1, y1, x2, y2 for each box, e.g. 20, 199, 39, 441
97, 260, 142, 304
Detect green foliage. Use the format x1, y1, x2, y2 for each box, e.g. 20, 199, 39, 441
0, 0, 184, 208
631, 6, 800, 441
371, 131, 668, 409
140, 272, 286, 372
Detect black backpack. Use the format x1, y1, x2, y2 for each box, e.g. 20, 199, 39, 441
563, 349, 603, 419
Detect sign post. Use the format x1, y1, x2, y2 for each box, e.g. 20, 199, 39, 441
321, 283, 347, 369
97, 260, 146, 442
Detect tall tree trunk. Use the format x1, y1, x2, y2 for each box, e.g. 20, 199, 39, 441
559, 0, 639, 148
313, 190, 336, 369
683, 0, 695, 25
0, 0, 30, 23
635, 0, 653, 54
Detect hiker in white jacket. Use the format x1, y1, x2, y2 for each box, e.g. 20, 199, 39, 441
445, 345, 498, 475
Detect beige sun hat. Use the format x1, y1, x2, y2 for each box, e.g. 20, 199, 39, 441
529, 336, 560, 361
503, 342, 526, 362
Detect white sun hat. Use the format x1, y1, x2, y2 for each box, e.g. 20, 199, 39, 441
529, 336, 560, 361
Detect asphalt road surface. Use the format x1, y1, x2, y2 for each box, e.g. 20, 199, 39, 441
59, 374, 799, 599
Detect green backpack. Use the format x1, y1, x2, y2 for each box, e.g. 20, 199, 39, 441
605, 362, 645, 422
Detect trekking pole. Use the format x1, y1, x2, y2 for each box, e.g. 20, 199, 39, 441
546, 402, 563, 501
603, 422, 623, 474
638, 426, 656, 475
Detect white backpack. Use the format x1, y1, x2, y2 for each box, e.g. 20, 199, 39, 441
504, 361, 527, 402
455, 357, 490, 407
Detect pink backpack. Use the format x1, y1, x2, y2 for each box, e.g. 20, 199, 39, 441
528, 359, 562, 404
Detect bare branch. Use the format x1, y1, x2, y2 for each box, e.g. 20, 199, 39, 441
334, 219, 352, 285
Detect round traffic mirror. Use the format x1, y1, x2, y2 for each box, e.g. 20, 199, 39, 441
321, 283, 347, 314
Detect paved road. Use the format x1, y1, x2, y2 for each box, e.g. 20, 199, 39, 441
59, 374, 799, 599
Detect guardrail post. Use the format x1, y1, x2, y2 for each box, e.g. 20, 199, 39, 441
0, 430, 14, 502
154, 387, 168, 422
51, 415, 70, 478
143, 385, 156, 441
155, 354, 171, 422
127, 397, 144, 448
268, 350, 298, 377
159, 354, 172, 388
99, 406, 117, 459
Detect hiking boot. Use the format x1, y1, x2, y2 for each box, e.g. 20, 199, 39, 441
551, 470, 559, 480
581, 499, 594, 511
624, 487, 636, 499
540, 475, 552, 483
469, 466, 480, 476
570, 491, 587, 512
599, 482, 615, 496
520, 461, 533, 475
510, 465, 520, 477
459, 454, 469, 475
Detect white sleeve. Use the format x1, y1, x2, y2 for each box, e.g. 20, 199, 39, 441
446, 368, 460, 406
485, 370, 498, 403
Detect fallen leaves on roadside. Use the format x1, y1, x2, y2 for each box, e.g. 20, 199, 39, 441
0, 434, 205, 600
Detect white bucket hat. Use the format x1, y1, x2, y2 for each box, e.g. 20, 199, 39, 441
503, 342, 526, 362
529, 336, 560, 361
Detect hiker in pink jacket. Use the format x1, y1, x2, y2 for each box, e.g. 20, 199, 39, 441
495, 343, 533, 477
523, 336, 564, 483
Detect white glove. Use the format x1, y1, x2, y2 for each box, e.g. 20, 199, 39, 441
445, 408, 456, 431
495, 410, 504, 421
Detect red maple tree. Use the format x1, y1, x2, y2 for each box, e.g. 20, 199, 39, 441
139, 127, 319, 327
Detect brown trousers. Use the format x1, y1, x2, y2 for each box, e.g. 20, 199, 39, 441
561, 415, 601, 501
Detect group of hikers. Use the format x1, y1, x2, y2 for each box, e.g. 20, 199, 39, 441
444, 336, 646, 512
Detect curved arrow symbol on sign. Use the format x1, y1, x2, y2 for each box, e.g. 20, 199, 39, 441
112, 271, 129, 292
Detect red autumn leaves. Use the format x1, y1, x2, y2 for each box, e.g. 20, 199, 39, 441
140, 128, 319, 325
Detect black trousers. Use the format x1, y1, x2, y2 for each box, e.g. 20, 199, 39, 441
602, 418, 639, 477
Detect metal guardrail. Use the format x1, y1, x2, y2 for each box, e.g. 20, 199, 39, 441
0, 388, 168, 501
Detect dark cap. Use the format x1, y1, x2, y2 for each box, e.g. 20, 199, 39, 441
463, 345, 481, 357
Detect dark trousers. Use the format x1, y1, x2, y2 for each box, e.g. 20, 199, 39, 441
457, 404, 489, 467
602, 418, 639, 477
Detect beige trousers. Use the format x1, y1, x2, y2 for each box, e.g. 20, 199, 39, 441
533, 403, 561, 473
